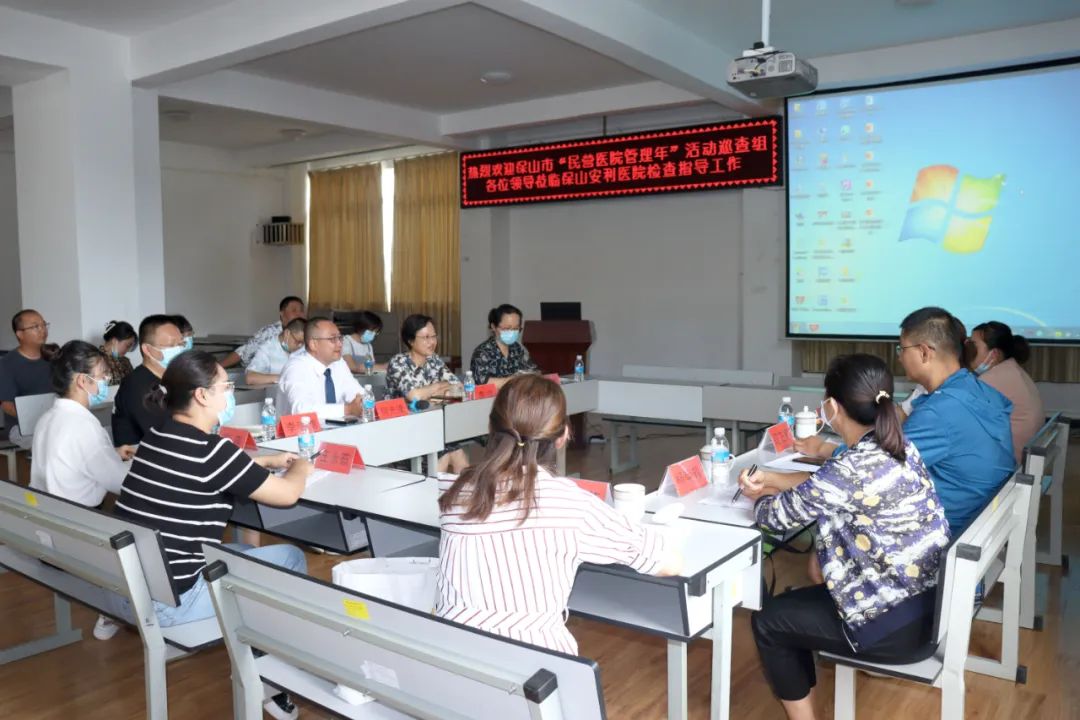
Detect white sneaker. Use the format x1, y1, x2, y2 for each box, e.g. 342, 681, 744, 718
264, 693, 298, 720
93, 614, 121, 640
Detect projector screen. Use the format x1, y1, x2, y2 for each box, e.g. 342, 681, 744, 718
786, 59, 1080, 343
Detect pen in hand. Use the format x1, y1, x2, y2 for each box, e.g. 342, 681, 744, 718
732, 463, 757, 503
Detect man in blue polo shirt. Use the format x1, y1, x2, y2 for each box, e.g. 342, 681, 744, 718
894, 306, 1015, 532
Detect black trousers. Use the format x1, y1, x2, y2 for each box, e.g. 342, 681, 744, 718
751, 584, 933, 701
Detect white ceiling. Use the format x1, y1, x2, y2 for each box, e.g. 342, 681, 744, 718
238, 3, 648, 113
157, 98, 396, 152
0, 0, 236, 36
635, 0, 1080, 59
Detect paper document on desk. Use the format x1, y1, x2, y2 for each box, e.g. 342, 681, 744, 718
763, 453, 821, 473
306, 470, 331, 488
700, 491, 754, 509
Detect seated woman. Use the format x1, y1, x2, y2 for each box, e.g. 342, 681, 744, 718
739, 354, 950, 720
469, 303, 539, 387
100, 320, 137, 386
30, 340, 130, 641
437, 374, 682, 653
386, 313, 469, 472
110, 350, 312, 720
968, 321, 1044, 463
342, 311, 388, 374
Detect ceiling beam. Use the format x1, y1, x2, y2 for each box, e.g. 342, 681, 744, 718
477, 0, 765, 117
440, 80, 703, 136
130, 0, 463, 86
235, 132, 406, 167
159, 70, 475, 150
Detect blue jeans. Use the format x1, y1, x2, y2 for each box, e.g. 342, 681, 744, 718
112, 543, 307, 627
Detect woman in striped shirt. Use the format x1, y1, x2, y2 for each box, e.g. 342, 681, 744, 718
437, 374, 682, 654
111, 351, 312, 720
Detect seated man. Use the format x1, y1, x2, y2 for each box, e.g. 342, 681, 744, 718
799, 306, 1014, 533
277, 317, 365, 421
111, 315, 185, 450
245, 318, 307, 386
220, 295, 305, 369
0, 310, 54, 442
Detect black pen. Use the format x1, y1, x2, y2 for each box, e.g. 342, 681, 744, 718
732, 463, 757, 503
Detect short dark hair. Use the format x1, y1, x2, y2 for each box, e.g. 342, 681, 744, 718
973, 321, 1031, 365
488, 304, 523, 328
149, 350, 221, 414
825, 354, 906, 463
103, 321, 137, 343
284, 317, 308, 335
11, 309, 39, 333
170, 314, 193, 335
50, 340, 106, 396
138, 314, 180, 346
353, 311, 384, 334
401, 314, 435, 350
900, 306, 965, 361
304, 316, 335, 346
279, 296, 305, 313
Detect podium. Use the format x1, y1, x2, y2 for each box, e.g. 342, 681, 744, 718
523, 320, 593, 448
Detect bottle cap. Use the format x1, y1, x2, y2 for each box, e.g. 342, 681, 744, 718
782, 396, 792, 403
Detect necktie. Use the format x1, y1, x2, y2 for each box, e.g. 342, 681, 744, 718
324, 367, 337, 404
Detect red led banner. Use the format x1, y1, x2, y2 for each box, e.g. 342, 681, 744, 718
461, 117, 781, 207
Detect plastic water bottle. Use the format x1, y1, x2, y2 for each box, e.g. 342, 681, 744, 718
699, 440, 714, 479
260, 399, 277, 441
463, 371, 476, 401
711, 428, 731, 484
362, 384, 376, 423
779, 396, 794, 429
574, 355, 585, 382
363, 356, 374, 375
298, 416, 316, 460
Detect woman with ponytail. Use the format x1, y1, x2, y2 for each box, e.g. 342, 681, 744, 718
436, 374, 682, 654
968, 321, 1044, 462
737, 354, 951, 720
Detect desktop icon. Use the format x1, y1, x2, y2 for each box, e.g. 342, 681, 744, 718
864, 122, 875, 134
841, 179, 852, 191
864, 150, 875, 162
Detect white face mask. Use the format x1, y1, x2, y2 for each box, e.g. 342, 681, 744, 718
820, 398, 838, 429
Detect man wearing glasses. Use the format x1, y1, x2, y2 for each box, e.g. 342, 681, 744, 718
277, 317, 365, 420
0, 309, 54, 441
112, 314, 186, 449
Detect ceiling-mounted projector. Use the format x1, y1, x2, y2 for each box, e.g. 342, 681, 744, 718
726, 0, 818, 98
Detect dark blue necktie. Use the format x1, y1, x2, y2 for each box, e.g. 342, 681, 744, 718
324, 368, 337, 404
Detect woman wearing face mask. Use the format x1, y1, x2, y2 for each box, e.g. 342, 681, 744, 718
968, 321, 1043, 463
31, 341, 133, 642
737, 354, 950, 720
100, 320, 137, 385
469, 304, 539, 387
342, 311, 387, 374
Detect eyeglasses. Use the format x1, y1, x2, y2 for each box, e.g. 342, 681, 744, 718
18, 322, 49, 333
496, 326, 522, 332
84, 373, 113, 384
314, 335, 344, 344
415, 334, 439, 341
895, 343, 934, 357
206, 381, 236, 392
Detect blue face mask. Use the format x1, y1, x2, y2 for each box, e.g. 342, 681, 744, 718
360, 330, 377, 344
183, 336, 194, 351
155, 344, 186, 369
85, 375, 109, 407
499, 330, 521, 346
217, 391, 236, 426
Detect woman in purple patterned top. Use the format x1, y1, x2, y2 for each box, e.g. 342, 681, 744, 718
739, 354, 950, 720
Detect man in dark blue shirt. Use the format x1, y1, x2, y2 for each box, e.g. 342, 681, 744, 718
0, 310, 53, 440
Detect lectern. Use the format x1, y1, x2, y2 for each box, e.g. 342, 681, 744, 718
523, 320, 593, 448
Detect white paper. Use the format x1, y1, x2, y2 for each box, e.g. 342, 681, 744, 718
305, 469, 331, 488
763, 453, 820, 473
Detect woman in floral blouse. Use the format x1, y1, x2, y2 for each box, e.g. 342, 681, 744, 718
739, 354, 950, 720
469, 304, 539, 386
386, 314, 468, 472
99, 321, 137, 386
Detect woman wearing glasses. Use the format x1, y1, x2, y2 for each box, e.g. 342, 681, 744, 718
386, 314, 469, 472
111, 351, 312, 720
469, 304, 539, 387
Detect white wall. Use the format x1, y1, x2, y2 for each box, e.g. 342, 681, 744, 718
0, 149, 19, 348
161, 141, 303, 336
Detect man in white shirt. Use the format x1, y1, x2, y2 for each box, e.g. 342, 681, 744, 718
220, 295, 306, 369
245, 318, 307, 386
277, 317, 365, 421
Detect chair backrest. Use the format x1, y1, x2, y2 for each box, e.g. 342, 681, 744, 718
203, 544, 605, 720
0, 479, 180, 606
1022, 411, 1066, 479
931, 472, 1032, 645
15, 392, 58, 437
623, 364, 774, 386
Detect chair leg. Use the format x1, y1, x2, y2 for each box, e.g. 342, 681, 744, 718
834, 664, 856, 720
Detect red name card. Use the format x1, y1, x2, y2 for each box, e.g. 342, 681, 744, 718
573, 478, 610, 501
314, 442, 365, 474
472, 383, 498, 399
543, 373, 562, 385
375, 398, 409, 420
276, 413, 321, 438
664, 456, 709, 497
766, 421, 795, 454
219, 426, 257, 449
